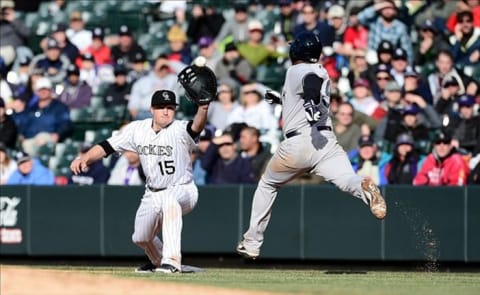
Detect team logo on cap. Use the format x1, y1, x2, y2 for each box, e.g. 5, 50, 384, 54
163, 92, 171, 100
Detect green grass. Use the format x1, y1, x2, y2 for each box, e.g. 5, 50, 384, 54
31, 265, 480, 295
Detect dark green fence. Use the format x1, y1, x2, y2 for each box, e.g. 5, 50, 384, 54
1, 185, 479, 262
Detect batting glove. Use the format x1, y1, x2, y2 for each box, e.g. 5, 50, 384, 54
264, 90, 282, 104
303, 100, 322, 124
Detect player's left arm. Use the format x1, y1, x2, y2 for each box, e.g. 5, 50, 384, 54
302, 73, 329, 124
188, 104, 209, 139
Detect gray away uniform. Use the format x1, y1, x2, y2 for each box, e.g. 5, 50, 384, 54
241, 63, 368, 253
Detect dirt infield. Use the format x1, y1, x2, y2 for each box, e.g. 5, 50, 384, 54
0, 266, 273, 295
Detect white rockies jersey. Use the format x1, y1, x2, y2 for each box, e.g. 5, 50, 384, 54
107, 119, 196, 189
281, 63, 332, 135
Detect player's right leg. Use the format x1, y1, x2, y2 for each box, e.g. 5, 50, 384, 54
239, 141, 306, 259
312, 142, 386, 220
157, 183, 199, 273
132, 194, 163, 272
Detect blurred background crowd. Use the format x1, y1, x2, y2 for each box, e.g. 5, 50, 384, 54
0, 0, 479, 187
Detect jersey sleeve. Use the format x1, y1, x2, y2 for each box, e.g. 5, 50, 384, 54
179, 120, 196, 147
107, 121, 140, 152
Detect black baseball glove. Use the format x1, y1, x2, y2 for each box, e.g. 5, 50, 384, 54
178, 65, 217, 105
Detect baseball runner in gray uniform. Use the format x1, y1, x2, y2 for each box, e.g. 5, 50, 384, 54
70, 89, 209, 273
236, 32, 387, 259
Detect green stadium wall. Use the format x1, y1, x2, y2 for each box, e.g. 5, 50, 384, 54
1, 185, 479, 262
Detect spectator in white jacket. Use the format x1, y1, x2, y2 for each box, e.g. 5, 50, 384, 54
107, 151, 144, 186
127, 55, 180, 120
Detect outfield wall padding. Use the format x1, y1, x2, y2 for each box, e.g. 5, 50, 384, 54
1, 185, 478, 262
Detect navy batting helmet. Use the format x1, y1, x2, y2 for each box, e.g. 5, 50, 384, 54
289, 32, 323, 63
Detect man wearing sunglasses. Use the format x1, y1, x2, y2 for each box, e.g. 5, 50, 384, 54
413, 131, 469, 186
451, 10, 480, 67
201, 132, 256, 184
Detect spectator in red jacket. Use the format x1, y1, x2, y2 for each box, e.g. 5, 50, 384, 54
413, 131, 469, 186
79, 27, 112, 67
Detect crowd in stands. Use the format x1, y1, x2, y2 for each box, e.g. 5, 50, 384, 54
0, 0, 479, 186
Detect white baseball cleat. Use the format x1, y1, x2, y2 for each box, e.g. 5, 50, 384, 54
236, 241, 260, 259
361, 178, 387, 220
155, 264, 180, 274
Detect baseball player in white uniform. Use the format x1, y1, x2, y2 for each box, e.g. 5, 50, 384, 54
71, 89, 209, 273
236, 32, 387, 259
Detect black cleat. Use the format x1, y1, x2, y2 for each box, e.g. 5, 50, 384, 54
134, 261, 157, 273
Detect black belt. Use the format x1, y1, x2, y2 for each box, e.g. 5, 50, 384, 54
285, 126, 332, 139
148, 186, 167, 192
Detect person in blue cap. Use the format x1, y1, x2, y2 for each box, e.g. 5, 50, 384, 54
447, 95, 480, 154
7, 150, 55, 185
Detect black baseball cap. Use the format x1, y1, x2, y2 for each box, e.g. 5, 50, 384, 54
92, 27, 104, 40
395, 133, 414, 146
358, 135, 375, 147
66, 64, 80, 76
433, 131, 451, 144
199, 127, 214, 141
132, 52, 147, 63
224, 42, 238, 52
377, 40, 393, 54
81, 53, 95, 61
375, 63, 390, 75
119, 25, 132, 36
403, 104, 420, 116
151, 90, 178, 107
457, 94, 475, 107
421, 19, 437, 33
51, 23, 68, 34
442, 76, 459, 88
393, 48, 408, 60
113, 65, 128, 76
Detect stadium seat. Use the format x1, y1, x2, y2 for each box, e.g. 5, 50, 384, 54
65, 0, 95, 15
55, 165, 73, 178
256, 63, 286, 91
58, 140, 81, 158
119, 0, 150, 13
112, 105, 129, 124
37, 142, 55, 156
36, 142, 55, 167
376, 140, 393, 154
256, 9, 280, 33
90, 96, 104, 109
92, 0, 119, 15
93, 128, 114, 142
48, 156, 58, 171
70, 108, 92, 122
177, 96, 197, 120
